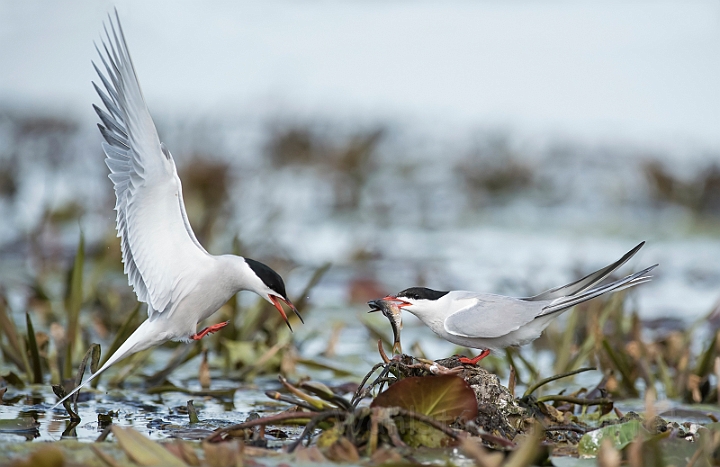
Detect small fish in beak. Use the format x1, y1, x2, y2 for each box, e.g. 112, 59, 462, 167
367, 298, 404, 355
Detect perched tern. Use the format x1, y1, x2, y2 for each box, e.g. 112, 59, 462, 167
52, 13, 301, 409
372, 242, 656, 364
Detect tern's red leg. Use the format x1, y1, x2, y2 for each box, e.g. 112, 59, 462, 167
191, 321, 230, 340
458, 349, 491, 365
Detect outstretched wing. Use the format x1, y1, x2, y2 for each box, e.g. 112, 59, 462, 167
443, 293, 541, 339
94, 12, 208, 317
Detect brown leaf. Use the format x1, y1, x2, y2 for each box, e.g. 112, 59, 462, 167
166, 441, 201, 466
371, 375, 478, 423
460, 438, 504, 467
370, 447, 404, 465
598, 438, 621, 467
90, 445, 122, 467
202, 440, 243, 467
324, 437, 360, 463
293, 446, 328, 463
112, 426, 187, 466
11, 446, 64, 467
199, 350, 211, 389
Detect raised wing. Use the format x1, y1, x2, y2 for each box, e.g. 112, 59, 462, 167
443, 293, 541, 339
94, 12, 208, 317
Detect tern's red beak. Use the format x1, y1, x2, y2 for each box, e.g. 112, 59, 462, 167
381, 295, 412, 308
269, 295, 303, 332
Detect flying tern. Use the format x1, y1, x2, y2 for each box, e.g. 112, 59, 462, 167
52, 13, 301, 409
370, 242, 656, 364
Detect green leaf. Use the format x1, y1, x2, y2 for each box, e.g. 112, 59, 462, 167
395, 421, 448, 448
578, 420, 646, 457
371, 375, 478, 423
112, 426, 187, 466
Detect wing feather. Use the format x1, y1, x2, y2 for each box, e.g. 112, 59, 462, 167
443, 294, 541, 339
94, 12, 208, 317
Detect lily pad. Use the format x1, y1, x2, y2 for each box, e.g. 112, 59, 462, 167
371, 374, 478, 422
578, 420, 646, 457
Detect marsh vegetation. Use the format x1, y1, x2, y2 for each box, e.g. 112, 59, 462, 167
0, 110, 719, 466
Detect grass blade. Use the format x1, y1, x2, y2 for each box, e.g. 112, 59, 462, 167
72, 344, 101, 411
695, 330, 718, 378
92, 303, 140, 388
0, 295, 31, 378
602, 338, 639, 397
293, 262, 331, 314
64, 232, 85, 378
25, 313, 43, 384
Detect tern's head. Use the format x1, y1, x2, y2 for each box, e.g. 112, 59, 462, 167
244, 258, 304, 330
382, 287, 449, 316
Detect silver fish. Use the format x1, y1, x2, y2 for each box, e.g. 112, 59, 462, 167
367, 298, 403, 355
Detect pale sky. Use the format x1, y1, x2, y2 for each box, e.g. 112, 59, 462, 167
1, 0, 718, 150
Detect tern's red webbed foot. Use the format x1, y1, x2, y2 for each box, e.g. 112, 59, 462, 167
458, 349, 491, 365
191, 321, 230, 340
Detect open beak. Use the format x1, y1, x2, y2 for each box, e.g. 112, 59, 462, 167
382, 295, 412, 308
269, 295, 304, 332
367, 296, 411, 312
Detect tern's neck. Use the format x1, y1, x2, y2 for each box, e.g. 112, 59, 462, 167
217, 255, 263, 295
406, 303, 446, 331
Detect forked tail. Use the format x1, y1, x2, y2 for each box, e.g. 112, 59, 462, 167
50, 319, 160, 410
538, 264, 658, 317
528, 242, 646, 302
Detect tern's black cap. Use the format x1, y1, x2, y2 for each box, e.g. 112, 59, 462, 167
245, 258, 288, 299
396, 287, 448, 301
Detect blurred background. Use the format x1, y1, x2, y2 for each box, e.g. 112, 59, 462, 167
0, 0, 719, 344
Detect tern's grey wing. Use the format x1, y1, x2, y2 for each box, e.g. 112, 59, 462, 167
526, 242, 644, 302
94, 13, 208, 318
443, 294, 544, 339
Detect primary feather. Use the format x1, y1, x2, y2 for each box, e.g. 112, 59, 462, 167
93, 12, 208, 319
